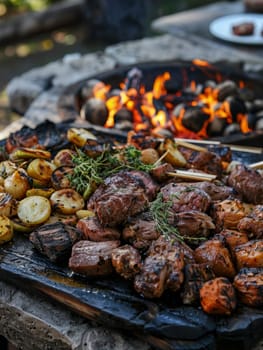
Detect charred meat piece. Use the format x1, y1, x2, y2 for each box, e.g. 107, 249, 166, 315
29, 222, 83, 263
128, 170, 159, 201
178, 147, 223, 178
122, 211, 160, 251
217, 229, 248, 257
87, 171, 158, 226
77, 216, 120, 241
181, 181, 237, 201
228, 164, 263, 204
207, 145, 232, 164
233, 268, 263, 307
194, 239, 236, 278
151, 162, 174, 183
173, 210, 215, 239
134, 255, 167, 298
211, 199, 254, 232
200, 277, 236, 315
181, 263, 215, 305
234, 240, 263, 270
160, 183, 211, 213
148, 236, 185, 292
69, 240, 120, 276
5, 127, 39, 154
111, 244, 142, 279
232, 22, 254, 36
237, 205, 263, 239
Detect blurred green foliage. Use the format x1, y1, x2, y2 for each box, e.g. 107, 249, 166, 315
1, 0, 60, 12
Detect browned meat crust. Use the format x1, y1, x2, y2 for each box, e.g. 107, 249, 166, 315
111, 244, 142, 279
237, 205, 263, 239
232, 22, 254, 36
233, 268, 263, 307
200, 277, 236, 315
217, 229, 248, 257
194, 239, 236, 278
227, 164, 263, 204
69, 240, 120, 276
234, 240, 263, 270
77, 216, 120, 241
29, 222, 83, 263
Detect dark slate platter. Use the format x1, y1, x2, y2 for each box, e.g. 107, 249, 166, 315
0, 235, 263, 350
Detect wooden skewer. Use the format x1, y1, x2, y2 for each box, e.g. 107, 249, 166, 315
223, 144, 263, 154
167, 171, 217, 182
248, 160, 263, 170
174, 139, 207, 152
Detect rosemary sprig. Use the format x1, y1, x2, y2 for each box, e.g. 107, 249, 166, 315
69, 145, 154, 197
149, 193, 206, 244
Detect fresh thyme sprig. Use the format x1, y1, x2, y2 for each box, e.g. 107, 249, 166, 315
69, 145, 154, 197
149, 193, 206, 244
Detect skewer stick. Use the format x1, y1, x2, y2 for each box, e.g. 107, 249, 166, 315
153, 150, 170, 167
223, 144, 263, 154
248, 160, 263, 170
167, 171, 217, 182
174, 139, 207, 152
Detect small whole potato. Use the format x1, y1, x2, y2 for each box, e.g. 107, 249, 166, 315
140, 148, 159, 165
4, 168, 31, 200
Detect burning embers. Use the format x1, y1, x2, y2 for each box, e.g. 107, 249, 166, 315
79, 60, 263, 140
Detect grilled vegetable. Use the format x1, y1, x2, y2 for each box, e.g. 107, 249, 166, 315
50, 188, 85, 214
67, 128, 97, 147
9, 148, 51, 161
27, 158, 55, 182
0, 160, 17, 178
0, 192, 17, 217
76, 209, 95, 219
17, 196, 51, 225
53, 149, 75, 167
26, 188, 55, 198
50, 166, 73, 190
158, 139, 186, 167
0, 215, 13, 244
11, 217, 37, 233
4, 169, 32, 200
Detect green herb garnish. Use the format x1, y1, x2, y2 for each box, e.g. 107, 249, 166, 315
149, 193, 206, 244
69, 145, 154, 198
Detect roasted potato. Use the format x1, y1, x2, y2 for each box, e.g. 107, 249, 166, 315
0, 192, 17, 217
67, 128, 97, 147
0, 215, 13, 244
50, 188, 84, 214
158, 139, 186, 167
4, 168, 32, 200
27, 158, 56, 182
17, 195, 51, 225
53, 149, 75, 167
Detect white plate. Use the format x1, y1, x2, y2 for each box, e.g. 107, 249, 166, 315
209, 14, 263, 45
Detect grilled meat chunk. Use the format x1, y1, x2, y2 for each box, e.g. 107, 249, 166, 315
217, 229, 248, 257
194, 239, 236, 278
77, 216, 120, 241
148, 237, 185, 292
29, 222, 83, 263
181, 263, 215, 305
234, 240, 263, 270
233, 268, 263, 307
87, 171, 158, 226
237, 205, 263, 239
111, 244, 142, 280
122, 211, 160, 251
151, 162, 174, 183
211, 199, 254, 232
134, 255, 167, 298
160, 183, 211, 213
178, 147, 223, 177
173, 211, 215, 239
200, 277, 236, 315
228, 164, 263, 204
69, 240, 120, 276
181, 181, 237, 201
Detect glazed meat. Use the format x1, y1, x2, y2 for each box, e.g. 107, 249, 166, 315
77, 216, 120, 241
160, 183, 211, 213
111, 244, 142, 280
178, 147, 223, 177
217, 229, 248, 257
173, 210, 215, 239
234, 240, 263, 270
122, 211, 160, 251
237, 205, 263, 239
87, 170, 158, 226
151, 162, 174, 183
194, 239, 236, 278
134, 255, 167, 298
200, 277, 236, 315
181, 263, 215, 305
211, 199, 254, 232
228, 164, 263, 204
29, 222, 83, 263
233, 268, 263, 307
69, 240, 120, 276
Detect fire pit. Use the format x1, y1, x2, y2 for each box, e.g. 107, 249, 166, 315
58, 60, 263, 147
